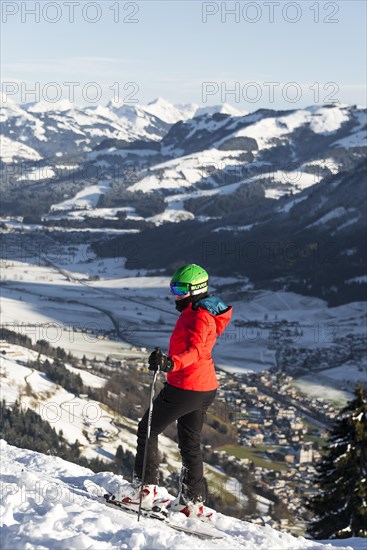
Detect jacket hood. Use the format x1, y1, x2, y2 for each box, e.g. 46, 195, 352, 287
193, 295, 232, 335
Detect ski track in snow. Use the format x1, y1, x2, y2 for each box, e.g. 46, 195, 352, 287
0, 440, 357, 550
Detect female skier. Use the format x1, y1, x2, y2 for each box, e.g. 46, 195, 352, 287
118, 263, 232, 517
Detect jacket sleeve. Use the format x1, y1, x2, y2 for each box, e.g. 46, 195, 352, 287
170, 315, 210, 371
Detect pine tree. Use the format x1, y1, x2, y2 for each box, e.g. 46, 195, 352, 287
306, 385, 367, 539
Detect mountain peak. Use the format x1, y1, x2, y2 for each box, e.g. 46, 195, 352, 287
143, 97, 198, 124
147, 97, 173, 107
26, 99, 75, 113
195, 103, 247, 118
1, 93, 29, 117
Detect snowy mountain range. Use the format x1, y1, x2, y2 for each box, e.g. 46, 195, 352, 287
1, 96, 366, 304
1, 95, 364, 206
1, 95, 364, 197
0, 95, 245, 163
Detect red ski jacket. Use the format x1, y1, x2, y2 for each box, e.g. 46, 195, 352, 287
167, 297, 232, 391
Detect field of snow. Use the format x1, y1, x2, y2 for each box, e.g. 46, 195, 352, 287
0, 135, 42, 163
126, 148, 321, 199
126, 150, 230, 193
232, 106, 350, 151
1, 440, 360, 550
51, 181, 112, 212
332, 109, 367, 149
292, 379, 353, 403
17, 166, 56, 182
307, 208, 359, 229
294, 359, 367, 402
49, 206, 141, 221
122, 151, 327, 223
213, 224, 256, 232
264, 170, 321, 199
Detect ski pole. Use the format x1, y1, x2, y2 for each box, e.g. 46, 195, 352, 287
137, 347, 160, 522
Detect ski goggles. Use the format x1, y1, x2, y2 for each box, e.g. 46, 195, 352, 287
170, 282, 191, 296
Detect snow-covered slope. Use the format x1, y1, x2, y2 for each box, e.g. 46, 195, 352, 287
0, 440, 359, 550
88, 103, 366, 224
142, 97, 198, 123
0, 345, 178, 468
140, 98, 246, 123
50, 180, 112, 211
0, 95, 172, 163
195, 102, 247, 118
0, 135, 42, 163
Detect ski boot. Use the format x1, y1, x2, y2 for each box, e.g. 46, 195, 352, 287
168, 494, 213, 520
109, 479, 158, 510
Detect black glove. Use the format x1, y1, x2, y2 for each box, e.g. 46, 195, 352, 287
148, 348, 174, 373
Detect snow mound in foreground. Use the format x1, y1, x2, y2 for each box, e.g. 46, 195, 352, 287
0, 440, 357, 550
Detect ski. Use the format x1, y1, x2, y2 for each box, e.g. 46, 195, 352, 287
82, 479, 225, 540
103, 496, 225, 540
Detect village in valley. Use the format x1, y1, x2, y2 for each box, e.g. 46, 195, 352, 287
203, 328, 366, 533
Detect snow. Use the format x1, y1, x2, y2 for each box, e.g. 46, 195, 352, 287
27, 99, 75, 114
46, 206, 139, 222
184, 112, 231, 141
332, 130, 366, 148
0, 440, 357, 549
331, 108, 366, 148
319, 540, 366, 550
294, 377, 354, 402
195, 103, 246, 118
143, 97, 198, 124
305, 158, 340, 175
146, 208, 194, 225
0, 346, 173, 464
213, 224, 255, 232
0, 135, 42, 163
1, 94, 47, 141
64, 363, 106, 388
346, 276, 367, 284
308, 107, 349, 134
262, 170, 320, 198
126, 148, 254, 196
276, 194, 308, 213
103, 102, 167, 141
146, 162, 319, 222
234, 110, 308, 149
1, 93, 26, 121
234, 106, 350, 150
2, 95, 171, 151
51, 181, 111, 211
126, 151, 218, 192
17, 166, 56, 182
334, 217, 360, 233
307, 208, 358, 228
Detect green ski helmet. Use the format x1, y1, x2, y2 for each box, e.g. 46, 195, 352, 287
170, 263, 209, 297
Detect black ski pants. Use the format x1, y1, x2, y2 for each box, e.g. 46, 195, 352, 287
134, 383, 216, 503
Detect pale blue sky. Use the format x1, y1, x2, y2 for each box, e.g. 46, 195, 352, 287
1, 0, 366, 110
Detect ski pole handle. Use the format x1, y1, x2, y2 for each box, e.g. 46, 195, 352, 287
155, 347, 161, 372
